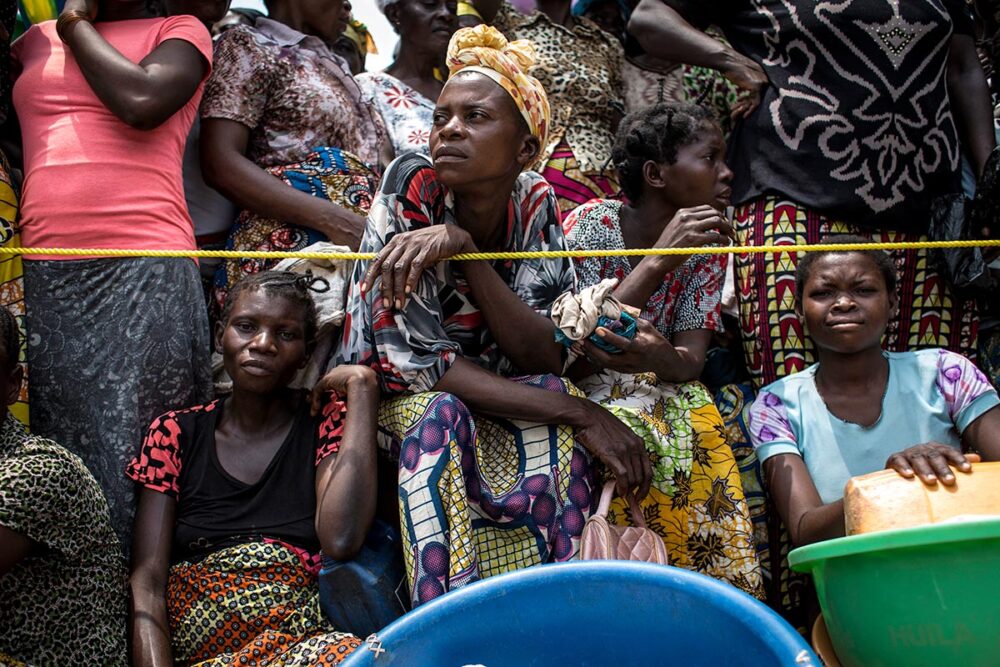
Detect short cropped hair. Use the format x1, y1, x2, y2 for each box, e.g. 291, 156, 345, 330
219, 271, 324, 346
795, 235, 897, 298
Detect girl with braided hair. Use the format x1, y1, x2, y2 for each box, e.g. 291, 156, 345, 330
563, 102, 763, 597
128, 270, 377, 665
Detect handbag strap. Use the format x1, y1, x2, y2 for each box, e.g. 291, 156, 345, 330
595, 481, 647, 529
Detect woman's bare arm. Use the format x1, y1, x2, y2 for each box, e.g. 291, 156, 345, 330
200, 118, 366, 249
312, 366, 380, 560
765, 454, 846, 547
59, 14, 208, 130
948, 33, 996, 179
129, 489, 176, 667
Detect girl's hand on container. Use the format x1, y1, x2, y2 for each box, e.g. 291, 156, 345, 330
886, 443, 973, 486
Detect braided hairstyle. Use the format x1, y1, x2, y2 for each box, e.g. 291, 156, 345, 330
219, 270, 328, 348
0, 305, 18, 374
611, 102, 718, 204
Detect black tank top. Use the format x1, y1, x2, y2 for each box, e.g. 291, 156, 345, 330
172, 398, 323, 562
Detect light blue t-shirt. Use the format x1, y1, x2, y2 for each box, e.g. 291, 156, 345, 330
749, 349, 1000, 504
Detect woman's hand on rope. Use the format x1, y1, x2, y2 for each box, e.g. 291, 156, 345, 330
886, 443, 976, 486
573, 400, 652, 500
362, 225, 474, 309
577, 316, 672, 376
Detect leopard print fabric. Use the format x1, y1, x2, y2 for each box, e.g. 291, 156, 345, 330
493, 1, 624, 174
0, 413, 127, 666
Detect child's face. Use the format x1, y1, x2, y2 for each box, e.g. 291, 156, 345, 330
216, 290, 308, 394
796, 253, 897, 355
661, 122, 733, 211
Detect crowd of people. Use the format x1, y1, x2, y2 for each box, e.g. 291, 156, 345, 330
1, 0, 999, 664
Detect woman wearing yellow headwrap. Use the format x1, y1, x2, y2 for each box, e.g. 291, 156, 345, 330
333, 25, 650, 607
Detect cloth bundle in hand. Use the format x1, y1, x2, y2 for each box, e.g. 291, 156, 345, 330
551, 278, 637, 354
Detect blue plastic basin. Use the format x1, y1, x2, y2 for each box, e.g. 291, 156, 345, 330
342, 561, 817, 666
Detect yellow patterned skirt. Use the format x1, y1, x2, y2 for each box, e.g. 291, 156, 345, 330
376, 375, 595, 608
576, 371, 764, 599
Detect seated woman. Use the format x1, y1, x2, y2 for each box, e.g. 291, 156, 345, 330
335, 25, 649, 608
563, 102, 762, 597
0, 305, 127, 666
750, 239, 1000, 547
128, 271, 378, 665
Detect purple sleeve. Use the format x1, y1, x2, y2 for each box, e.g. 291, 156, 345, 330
748, 390, 800, 462
936, 350, 1000, 431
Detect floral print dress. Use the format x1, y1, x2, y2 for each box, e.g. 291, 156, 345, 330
357, 71, 435, 157
200, 19, 385, 310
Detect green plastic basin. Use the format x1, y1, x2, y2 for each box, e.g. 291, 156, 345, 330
789, 518, 1000, 667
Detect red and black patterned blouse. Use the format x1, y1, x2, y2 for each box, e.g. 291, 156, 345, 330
126, 394, 346, 564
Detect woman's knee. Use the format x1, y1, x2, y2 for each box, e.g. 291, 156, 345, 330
395, 392, 474, 472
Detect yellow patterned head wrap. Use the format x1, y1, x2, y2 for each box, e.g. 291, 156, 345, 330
445, 25, 551, 152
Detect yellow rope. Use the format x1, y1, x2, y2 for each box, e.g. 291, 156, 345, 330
0, 239, 997, 261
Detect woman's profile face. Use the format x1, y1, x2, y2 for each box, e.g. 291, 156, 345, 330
429, 73, 534, 189
389, 0, 458, 52
797, 253, 895, 356
659, 122, 733, 211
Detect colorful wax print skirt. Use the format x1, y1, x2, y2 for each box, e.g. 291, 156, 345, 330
376, 375, 596, 608
576, 372, 764, 599
734, 196, 978, 389
168, 541, 360, 666
541, 140, 622, 222
714, 380, 817, 632
211, 147, 379, 318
